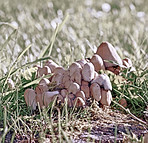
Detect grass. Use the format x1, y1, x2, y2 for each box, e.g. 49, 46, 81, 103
0, 0, 148, 142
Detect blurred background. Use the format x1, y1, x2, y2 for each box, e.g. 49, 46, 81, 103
0, 0, 148, 76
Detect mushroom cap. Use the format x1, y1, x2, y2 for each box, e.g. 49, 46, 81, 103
44, 60, 59, 72
76, 59, 88, 68
37, 66, 51, 77
60, 89, 68, 98
90, 54, 105, 72
119, 98, 127, 108
35, 84, 49, 95
69, 62, 82, 77
91, 74, 112, 91
90, 83, 101, 101
51, 73, 63, 86
57, 94, 64, 103
96, 42, 123, 68
100, 89, 112, 106
82, 62, 95, 82
24, 89, 37, 110
70, 70, 82, 85
64, 79, 73, 89
39, 78, 50, 86
68, 82, 80, 94
53, 67, 65, 75
123, 58, 133, 68
75, 91, 86, 101
82, 80, 89, 86
74, 97, 85, 107
81, 85, 90, 99
43, 91, 59, 107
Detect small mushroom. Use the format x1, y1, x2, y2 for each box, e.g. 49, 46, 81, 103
60, 89, 68, 98
39, 78, 50, 86
51, 73, 63, 86
81, 85, 90, 99
44, 60, 59, 72
64, 79, 73, 89
96, 42, 123, 68
69, 62, 82, 77
62, 70, 70, 84
90, 54, 105, 72
74, 97, 85, 107
90, 83, 101, 101
37, 66, 51, 77
82, 62, 95, 82
123, 58, 132, 68
7, 78, 15, 89
91, 74, 112, 91
70, 70, 82, 85
119, 98, 127, 108
68, 82, 80, 94
24, 89, 37, 110
43, 91, 59, 107
76, 59, 87, 68
75, 91, 86, 101
57, 94, 64, 104
100, 89, 112, 106
53, 67, 65, 75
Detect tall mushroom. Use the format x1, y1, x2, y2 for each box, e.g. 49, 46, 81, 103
90, 83, 101, 101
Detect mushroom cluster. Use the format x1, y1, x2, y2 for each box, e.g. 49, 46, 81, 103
24, 41, 133, 110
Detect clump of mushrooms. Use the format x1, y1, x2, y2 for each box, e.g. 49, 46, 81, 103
24, 41, 134, 110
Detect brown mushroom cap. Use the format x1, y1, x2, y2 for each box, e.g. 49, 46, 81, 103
81, 85, 90, 99
51, 73, 63, 86
74, 97, 85, 107
90, 83, 101, 101
96, 42, 123, 68
53, 67, 65, 75
91, 74, 112, 91
44, 60, 59, 72
60, 89, 68, 98
39, 78, 50, 86
82, 62, 95, 82
37, 66, 51, 77
75, 91, 86, 101
43, 91, 59, 107
100, 89, 112, 106
119, 98, 127, 108
70, 70, 82, 85
24, 89, 37, 110
90, 54, 105, 72
69, 62, 82, 77
68, 82, 80, 94
76, 59, 88, 68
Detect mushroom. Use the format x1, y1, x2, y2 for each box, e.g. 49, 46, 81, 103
7, 78, 15, 89
100, 89, 112, 106
81, 80, 90, 99
90, 54, 105, 72
35, 84, 49, 108
43, 91, 59, 107
37, 66, 51, 77
53, 67, 65, 75
82, 62, 95, 82
76, 59, 87, 68
119, 98, 127, 108
69, 62, 82, 77
68, 82, 80, 94
123, 58, 132, 68
39, 78, 50, 86
57, 94, 64, 104
44, 60, 59, 72
70, 70, 82, 85
51, 73, 63, 86
90, 83, 101, 101
60, 89, 68, 98
94, 71, 99, 79
74, 97, 85, 107
75, 91, 86, 101
24, 89, 37, 110
96, 42, 123, 68
91, 74, 112, 91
